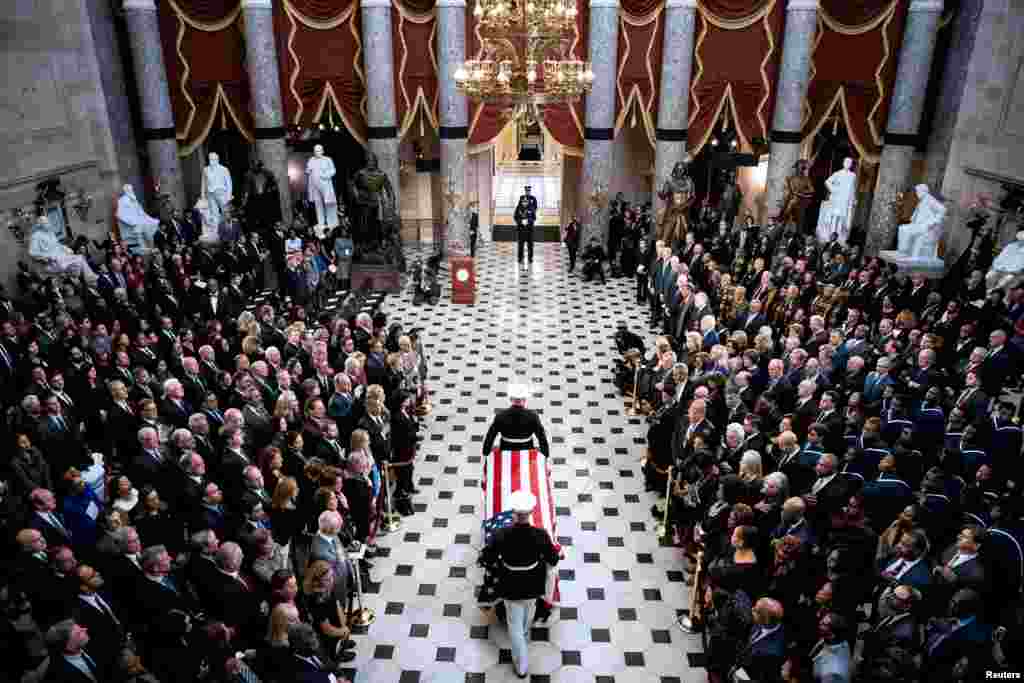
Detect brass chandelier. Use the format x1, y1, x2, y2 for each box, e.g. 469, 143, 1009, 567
454, 0, 594, 107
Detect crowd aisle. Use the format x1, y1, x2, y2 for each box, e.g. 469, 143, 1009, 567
354, 241, 703, 682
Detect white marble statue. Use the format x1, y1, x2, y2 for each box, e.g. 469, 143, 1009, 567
195, 198, 220, 244
306, 144, 338, 228
897, 184, 946, 261
816, 157, 857, 245
116, 184, 159, 253
29, 216, 98, 284
202, 152, 233, 228
987, 229, 1024, 291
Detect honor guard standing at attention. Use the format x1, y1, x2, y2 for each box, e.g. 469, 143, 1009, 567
480, 490, 561, 678
515, 186, 539, 264
482, 384, 550, 456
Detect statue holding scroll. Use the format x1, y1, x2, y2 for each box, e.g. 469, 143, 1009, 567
656, 159, 694, 244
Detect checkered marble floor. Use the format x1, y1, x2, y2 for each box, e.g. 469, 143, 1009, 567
349, 242, 704, 683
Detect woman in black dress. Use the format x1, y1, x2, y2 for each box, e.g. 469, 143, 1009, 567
300, 560, 356, 663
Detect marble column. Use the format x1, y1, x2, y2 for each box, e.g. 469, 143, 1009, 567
240, 0, 292, 225
122, 0, 185, 211
581, 0, 621, 247
763, 0, 819, 225
360, 0, 401, 221
652, 0, 697, 230
437, 0, 469, 255
865, 0, 945, 255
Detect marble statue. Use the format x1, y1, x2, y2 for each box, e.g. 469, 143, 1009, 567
987, 229, 1024, 292
816, 157, 857, 245
202, 152, 233, 228
656, 159, 694, 244
306, 144, 338, 229
348, 152, 395, 250
116, 184, 159, 254
29, 216, 98, 284
775, 160, 815, 231
195, 198, 220, 244
880, 184, 947, 275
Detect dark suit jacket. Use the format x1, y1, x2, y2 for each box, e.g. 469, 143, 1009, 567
43, 653, 104, 683
74, 592, 125, 667
737, 625, 786, 683
29, 510, 74, 547
131, 450, 171, 489
159, 398, 192, 430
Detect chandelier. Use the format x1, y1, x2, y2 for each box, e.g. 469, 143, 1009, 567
454, 0, 594, 107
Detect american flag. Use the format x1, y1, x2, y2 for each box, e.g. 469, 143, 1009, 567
479, 448, 560, 605
481, 510, 516, 546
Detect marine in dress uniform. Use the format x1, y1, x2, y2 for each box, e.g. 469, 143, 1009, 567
482, 384, 550, 456
480, 491, 561, 678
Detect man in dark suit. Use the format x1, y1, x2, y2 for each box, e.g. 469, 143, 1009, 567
73, 565, 125, 672
737, 299, 767, 336
734, 598, 786, 683
43, 619, 105, 683
482, 384, 550, 456
792, 379, 819, 442
205, 542, 265, 635
932, 525, 987, 609
980, 329, 1017, 397
131, 426, 171, 489
804, 453, 849, 528
876, 529, 932, 598
925, 588, 993, 683
132, 546, 196, 630
763, 358, 794, 414
29, 488, 74, 548
158, 379, 192, 430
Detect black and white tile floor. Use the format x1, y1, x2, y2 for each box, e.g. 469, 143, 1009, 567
347, 242, 704, 683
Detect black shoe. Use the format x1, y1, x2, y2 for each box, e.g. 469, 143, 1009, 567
339, 639, 357, 650
335, 650, 357, 663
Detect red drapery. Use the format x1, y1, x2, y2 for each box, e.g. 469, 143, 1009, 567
157, 0, 253, 156
687, 0, 784, 155
273, 0, 367, 144
615, 0, 665, 150
393, 0, 438, 139
803, 0, 908, 164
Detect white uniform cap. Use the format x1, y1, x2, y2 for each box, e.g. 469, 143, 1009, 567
507, 490, 537, 514
508, 383, 529, 401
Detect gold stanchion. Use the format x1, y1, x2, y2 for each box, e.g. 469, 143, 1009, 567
380, 463, 402, 534
654, 466, 673, 539
348, 549, 375, 626
624, 363, 643, 416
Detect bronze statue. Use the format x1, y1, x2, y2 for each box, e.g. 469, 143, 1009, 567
656, 159, 695, 244
774, 159, 815, 231
348, 152, 396, 252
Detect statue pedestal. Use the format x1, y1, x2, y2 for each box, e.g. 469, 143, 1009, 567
350, 263, 402, 292
878, 250, 946, 279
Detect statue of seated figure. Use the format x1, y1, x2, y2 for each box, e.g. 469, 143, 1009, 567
28, 217, 98, 284
880, 184, 947, 275
897, 184, 945, 260
116, 184, 159, 254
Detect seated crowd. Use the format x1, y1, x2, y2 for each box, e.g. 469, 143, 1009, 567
0, 224, 430, 682
619, 218, 1024, 682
